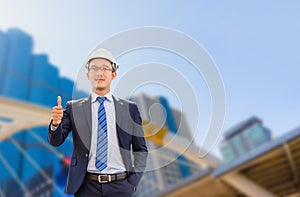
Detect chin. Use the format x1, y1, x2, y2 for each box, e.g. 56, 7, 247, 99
96, 87, 106, 91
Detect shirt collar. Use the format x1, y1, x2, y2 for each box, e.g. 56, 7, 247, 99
91, 92, 113, 103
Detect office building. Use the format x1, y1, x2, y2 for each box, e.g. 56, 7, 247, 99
220, 117, 272, 163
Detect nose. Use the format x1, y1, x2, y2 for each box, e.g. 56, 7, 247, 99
96, 70, 104, 76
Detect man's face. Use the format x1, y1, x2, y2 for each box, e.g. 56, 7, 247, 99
86, 58, 117, 94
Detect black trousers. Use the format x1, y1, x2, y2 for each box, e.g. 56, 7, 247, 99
75, 178, 135, 197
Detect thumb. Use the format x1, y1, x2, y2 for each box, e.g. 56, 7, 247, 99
57, 96, 62, 107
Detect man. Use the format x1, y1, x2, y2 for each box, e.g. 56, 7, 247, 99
48, 48, 148, 197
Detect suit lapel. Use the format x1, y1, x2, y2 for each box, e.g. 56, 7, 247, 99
113, 95, 135, 135
113, 95, 125, 130
82, 95, 92, 132
113, 95, 132, 171
72, 95, 92, 150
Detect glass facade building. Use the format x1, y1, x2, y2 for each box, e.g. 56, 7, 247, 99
220, 117, 272, 163
131, 94, 202, 197
0, 28, 77, 197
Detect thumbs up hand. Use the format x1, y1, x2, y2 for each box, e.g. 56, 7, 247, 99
52, 96, 64, 126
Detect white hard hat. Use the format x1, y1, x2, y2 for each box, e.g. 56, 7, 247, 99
85, 48, 119, 71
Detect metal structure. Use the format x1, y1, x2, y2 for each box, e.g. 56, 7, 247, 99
0, 96, 51, 142
157, 127, 300, 197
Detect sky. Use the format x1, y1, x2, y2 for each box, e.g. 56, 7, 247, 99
0, 0, 299, 157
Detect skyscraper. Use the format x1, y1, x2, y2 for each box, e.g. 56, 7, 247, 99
220, 117, 272, 163
131, 94, 202, 197
0, 28, 77, 197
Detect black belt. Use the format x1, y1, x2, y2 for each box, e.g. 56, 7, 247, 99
86, 172, 127, 183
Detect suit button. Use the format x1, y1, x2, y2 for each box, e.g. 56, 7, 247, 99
85, 153, 88, 157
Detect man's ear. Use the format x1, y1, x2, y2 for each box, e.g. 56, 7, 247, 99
112, 71, 117, 79
86, 72, 89, 79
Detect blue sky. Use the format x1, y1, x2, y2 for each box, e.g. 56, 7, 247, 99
1, 0, 299, 156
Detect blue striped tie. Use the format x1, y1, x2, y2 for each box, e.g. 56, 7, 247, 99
95, 96, 107, 171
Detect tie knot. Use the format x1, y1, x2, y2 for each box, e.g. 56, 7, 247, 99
97, 96, 106, 104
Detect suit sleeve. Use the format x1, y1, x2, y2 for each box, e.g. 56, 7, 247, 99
48, 101, 72, 146
127, 103, 148, 187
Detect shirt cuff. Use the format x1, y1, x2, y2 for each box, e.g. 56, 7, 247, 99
50, 124, 58, 131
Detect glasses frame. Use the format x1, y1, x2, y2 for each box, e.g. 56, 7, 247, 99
88, 66, 114, 73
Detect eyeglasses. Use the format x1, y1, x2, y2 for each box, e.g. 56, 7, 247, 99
89, 66, 113, 73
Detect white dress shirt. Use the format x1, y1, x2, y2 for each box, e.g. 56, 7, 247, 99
87, 92, 126, 174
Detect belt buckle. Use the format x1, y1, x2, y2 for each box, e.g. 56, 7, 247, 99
98, 175, 111, 183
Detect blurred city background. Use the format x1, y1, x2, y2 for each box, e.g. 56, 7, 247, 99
0, 1, 300, 197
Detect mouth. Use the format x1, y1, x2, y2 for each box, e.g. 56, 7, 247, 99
96, 79, 105, 82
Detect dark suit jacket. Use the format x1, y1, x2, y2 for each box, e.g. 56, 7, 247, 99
48, 95, 148, 194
